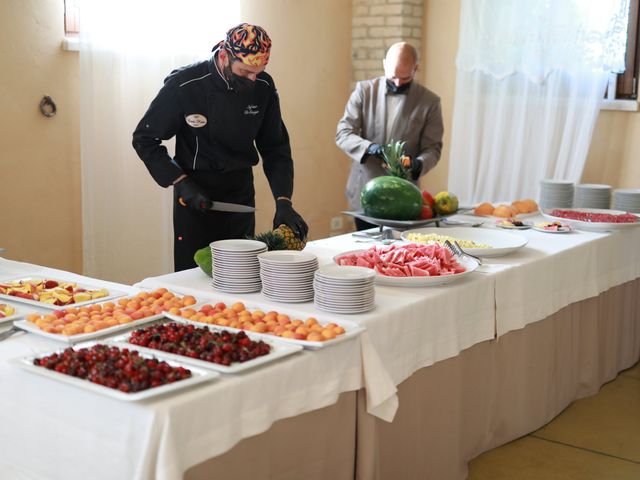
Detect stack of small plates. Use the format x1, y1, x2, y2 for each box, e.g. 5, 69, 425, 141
210, 239, 267, 294
258, 251, 318, 303
539, 179, 574, 209
313, 265, 376, 314
574, 184, 612, 209
612, 189, 640, 213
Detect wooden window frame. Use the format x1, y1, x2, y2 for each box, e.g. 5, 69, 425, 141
64, 0, 79, 36
616, 0, 640, 99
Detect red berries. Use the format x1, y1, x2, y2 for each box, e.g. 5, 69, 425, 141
128, 322, 271, 366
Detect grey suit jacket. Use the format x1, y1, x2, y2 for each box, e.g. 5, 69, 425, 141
336, 77, 444, 210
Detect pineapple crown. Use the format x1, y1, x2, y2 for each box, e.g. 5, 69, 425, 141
381, 140, 412, 180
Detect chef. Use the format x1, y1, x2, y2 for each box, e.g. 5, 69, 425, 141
132, 23, 308, 271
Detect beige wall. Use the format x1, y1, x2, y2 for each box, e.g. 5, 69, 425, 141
241, 0, 353, 238
0, 0, 82, 273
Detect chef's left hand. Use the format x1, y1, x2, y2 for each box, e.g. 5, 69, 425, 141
410, 157, 423, 180
274, 199, 308, 240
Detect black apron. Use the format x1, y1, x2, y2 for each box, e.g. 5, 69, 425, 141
173, 168, 255, 271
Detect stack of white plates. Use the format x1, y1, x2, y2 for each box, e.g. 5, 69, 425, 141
313, 265, 376, 314
574, 184, 611, 209
539, 179, 574, 209
210, 239, 267, 294
258, 251, 318, 303
612, 189, 640, 213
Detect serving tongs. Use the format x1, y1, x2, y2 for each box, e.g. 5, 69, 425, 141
0, 325, 24, 342
444, 240, 483, 265
352, 229, 397, 245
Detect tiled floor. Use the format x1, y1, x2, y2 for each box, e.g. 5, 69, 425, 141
468, 361, 640, 479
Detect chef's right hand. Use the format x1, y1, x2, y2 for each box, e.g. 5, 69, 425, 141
174, 176, 213, 212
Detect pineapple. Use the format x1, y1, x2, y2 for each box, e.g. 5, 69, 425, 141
250, 224, 306, 251
381, 139, 412, 180
275, 224, 306, 251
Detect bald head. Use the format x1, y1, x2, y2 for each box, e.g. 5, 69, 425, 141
383, 42, 418, 88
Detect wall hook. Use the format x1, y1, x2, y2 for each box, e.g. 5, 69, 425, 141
39, 95, 57, 117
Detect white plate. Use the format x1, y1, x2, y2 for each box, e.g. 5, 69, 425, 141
166, 304, 365, 350
107, 320, 302, 374
0, 275, 128, 310
12, 342, 218, 401
333, 250, 478, 287
541, 208, 640, 232
400, 227, 528, 257
210, 239, 267, 252
532, 222, 573, 234
258, 251, 318, 264
0, 302, 37, 325
314, 303, 376, 314
13, 313, 166, 344
314, 265, 377, 282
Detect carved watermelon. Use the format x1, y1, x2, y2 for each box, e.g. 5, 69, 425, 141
360, 176, 423, 220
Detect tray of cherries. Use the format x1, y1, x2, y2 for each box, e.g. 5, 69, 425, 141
12, 343, 218, 401
107, 319, 303, 374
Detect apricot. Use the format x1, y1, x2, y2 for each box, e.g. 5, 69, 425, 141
231, 302, 246, 313
522, 199, 538, 213
307, 332, 323, 342
474, 202, 495, 216
492, 205, 514, 218
321, 329, 336, 340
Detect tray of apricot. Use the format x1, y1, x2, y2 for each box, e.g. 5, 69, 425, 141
166, 301, 365, 349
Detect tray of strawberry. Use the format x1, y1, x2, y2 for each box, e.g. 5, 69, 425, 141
11, 343, 218, 401
107, 320, 302, 374
0, 276, 126, 308
14, 288, 199, 344
165, 301, 364, 349
542, 208, 640, 232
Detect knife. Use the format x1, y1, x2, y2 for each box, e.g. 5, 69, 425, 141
178, 197, 255, 212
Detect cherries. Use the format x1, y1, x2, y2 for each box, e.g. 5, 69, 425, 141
34, 344, 192, 393
128, 322, 271, 366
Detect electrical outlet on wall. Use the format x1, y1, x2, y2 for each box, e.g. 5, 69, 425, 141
330, 216, 343, 230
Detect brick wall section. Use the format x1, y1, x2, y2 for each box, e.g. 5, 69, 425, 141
352, 0, 423, 82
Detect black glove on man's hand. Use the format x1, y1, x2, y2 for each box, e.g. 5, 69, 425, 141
273, 199, 309, 240
174, 176, 213, 212
367, 143, 384, 158
410, 158, 423, 180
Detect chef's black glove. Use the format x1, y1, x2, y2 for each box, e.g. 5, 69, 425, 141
174, 176, 213, 212
410, 157, 423, 180
367, 143, 384, 157
273, 199, 309, 240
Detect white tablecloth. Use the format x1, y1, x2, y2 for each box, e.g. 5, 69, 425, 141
2, 216, 640, 480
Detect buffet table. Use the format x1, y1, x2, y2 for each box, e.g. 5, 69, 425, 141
1, 214, 639, 480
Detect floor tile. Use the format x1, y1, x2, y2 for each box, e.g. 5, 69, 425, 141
468, 436, 640, 480
621, 360, 640, 380
533, 375, 640, 462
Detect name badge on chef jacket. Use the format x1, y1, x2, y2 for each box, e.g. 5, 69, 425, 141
185, 114, 207, 128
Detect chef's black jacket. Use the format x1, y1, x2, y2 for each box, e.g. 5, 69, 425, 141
132, 50, 294, 198
131, 50, 295, 270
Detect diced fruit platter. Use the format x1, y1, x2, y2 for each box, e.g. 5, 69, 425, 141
14, 288, 198, 343
12, 342, 218, 401
108, 320, 303, 374
165, 301, 364, 349
0, 276, 125, 308
334, 243, 479, 286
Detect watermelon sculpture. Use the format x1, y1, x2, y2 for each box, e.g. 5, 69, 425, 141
360, 176, 423, 220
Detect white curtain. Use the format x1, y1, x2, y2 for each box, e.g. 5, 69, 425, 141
448, 0, 630, 205
79, 0, 240, 284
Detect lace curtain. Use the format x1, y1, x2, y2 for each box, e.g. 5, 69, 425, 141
80, 0, 239, 283
448, 0, 630, 205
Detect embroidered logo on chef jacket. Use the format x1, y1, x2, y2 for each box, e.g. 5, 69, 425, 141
244, 105, 259, 116
185, 114, 207, 128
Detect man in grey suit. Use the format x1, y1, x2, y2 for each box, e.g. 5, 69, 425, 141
336, 42, 444, 230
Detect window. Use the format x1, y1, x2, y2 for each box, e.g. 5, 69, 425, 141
615, 0, 640, 99
64, 0, 80, 36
